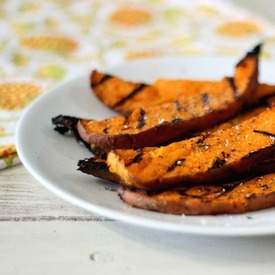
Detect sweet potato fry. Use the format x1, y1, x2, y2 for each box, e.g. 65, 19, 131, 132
106, 107, 275, 190
119, 172, 275, 215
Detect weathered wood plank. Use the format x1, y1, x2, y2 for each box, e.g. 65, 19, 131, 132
1, 222, 275, 275
0, 165, 102, 219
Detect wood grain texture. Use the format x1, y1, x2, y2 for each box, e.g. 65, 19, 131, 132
2, 222, 275, 275
0, 165, 109, 221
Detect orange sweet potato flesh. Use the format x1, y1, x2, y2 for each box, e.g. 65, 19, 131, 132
77, 103, 271, 177
79, 78, 236, 149
91, 70, 159, 113
119, 173, 275, 215
79, 45, 260, 151
92, 70, 275, 113
91, 48, 275, 114
155, 82, 275, 107
107, 107, 275, 190
77, 153, 275, 215
91, 71, 235, 113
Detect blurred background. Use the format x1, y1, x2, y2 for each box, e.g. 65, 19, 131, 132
233, 0, 275, 20
0, 0, 275, 169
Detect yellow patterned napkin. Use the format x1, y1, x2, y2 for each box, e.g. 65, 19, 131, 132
1, 0, 275, 169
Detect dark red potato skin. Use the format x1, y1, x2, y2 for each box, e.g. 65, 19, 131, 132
118, 176, 275, 215
78, 45, 260, 151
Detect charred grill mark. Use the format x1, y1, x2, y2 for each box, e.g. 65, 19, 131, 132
91, 74, 111, 88
52, 115, 95, 153
258, 183, 269, 191
137, 108, 146, 129
254, 130, 275, 139
210, 152, 230, 169
129, 153, 143, 165
211, 157, 226, 169
103, 127, 109, 134
77, 158, 107, 174
126, 149, 143, 167
211, 151, 230, 170
52, 115, 79, 135
196, 138, 209, 150
167, 158, 186, 172
122, 113, 131, 130
248, 43, 262, 56
113, 83, 147, 108
227, 77, 239, 99
132, 153, 143, 163
195, 134, 210, 150
236, 43, 262, 67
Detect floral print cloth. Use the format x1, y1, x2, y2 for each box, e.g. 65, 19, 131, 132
1, 0, 275, 169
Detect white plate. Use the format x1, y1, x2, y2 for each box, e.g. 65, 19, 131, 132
16, 57, 275, 236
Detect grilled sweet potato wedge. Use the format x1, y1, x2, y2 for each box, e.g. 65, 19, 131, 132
91, 69, 222, 113
155, 82, 275, 108
78, 151, 275, 185
92, 45, 275, 114
91, 70, 158, 113
80, 45, 260, 151
119, 173, 275, 215
53, 98, 270, 159
78, 158, 119, 182
77, 155, 275, 215
113, 80, 224, 114
106, 107, 275, 190
92, 69, 275, 113
77, 105, 271, 177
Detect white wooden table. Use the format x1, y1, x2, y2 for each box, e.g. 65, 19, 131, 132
3, 167, 275, 275
2, 2, 275, 274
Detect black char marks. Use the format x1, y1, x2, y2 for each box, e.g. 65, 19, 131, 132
167, 158, 186, 172
211, 152, 230, 169
103, 127, 109, 134
77, 158, 106, 174
137, 108, 146, 129
254, 130, 275, 139
52, 115, 79, 135
113, 83, 147, 108
126, 149, 144, 167
52, 115, 96, 153
195, 134, 210, 150
91, 73, 111, 88
226, 77, 239, 99
211, 157, 226, 169
236, 43, 262, 67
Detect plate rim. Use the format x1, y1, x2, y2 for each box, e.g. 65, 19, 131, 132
15, 56, 275, 237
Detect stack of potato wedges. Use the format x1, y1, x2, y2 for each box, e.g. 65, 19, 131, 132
53, 44, 275, 215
